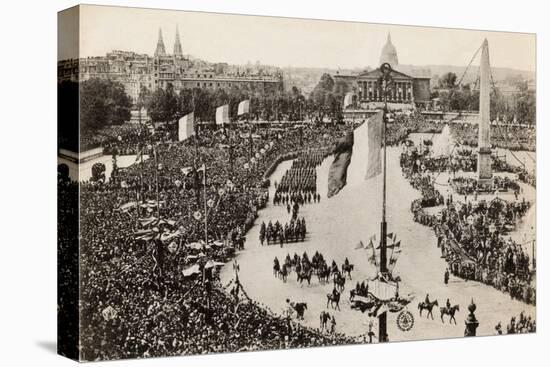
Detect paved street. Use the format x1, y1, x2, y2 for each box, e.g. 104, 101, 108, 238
221, 141, 535, 342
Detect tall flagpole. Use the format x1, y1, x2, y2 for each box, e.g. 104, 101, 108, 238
154, 146, 160, 220
192, 91, 199, 160
377, 62, 393, 343
203, 165, 208, 244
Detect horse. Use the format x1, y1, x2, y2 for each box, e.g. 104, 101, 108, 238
418, 300, 439, 319
326, 291, 341, 311
273, 262, 280, 278
333, 272, 346, 292
319, 311, 331, 332
292, 302, 308, 320
297, 269, 313, 286
317, 267, 330, 284
341, 263, 354, 279
280, 264, 288, 283
440, 305, 460, 324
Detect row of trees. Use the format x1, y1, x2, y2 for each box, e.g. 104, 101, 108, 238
432, 72, 536, 124
307, 73, 348, 122
143, 83, 310, 124
58, 73, 348, 146
144, 73, 350, 124
58, 78, 133, 149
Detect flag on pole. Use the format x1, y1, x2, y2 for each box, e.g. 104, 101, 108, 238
133, 148, 143, 164
365, 111, 383, 179
327, 111, 384, 197
388, 240, 401, 249
197, 164, 206, 185
343, 92, 353, 108
178, 112, 195, 141
216, 105, 230, 125
238, 100, 250, 116
327, 131, 354, 198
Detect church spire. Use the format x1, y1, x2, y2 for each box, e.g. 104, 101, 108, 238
155, 28, 166, 57
173, 26, 183, 57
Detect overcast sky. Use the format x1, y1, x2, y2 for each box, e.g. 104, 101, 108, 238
65, 4, 535, 71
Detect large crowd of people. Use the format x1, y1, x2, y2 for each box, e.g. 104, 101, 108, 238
59, 107, 537, 359
401, 144, 536, 306
495, 312, 536, 335
59, 122, 352, 360
449, 122, 536, 152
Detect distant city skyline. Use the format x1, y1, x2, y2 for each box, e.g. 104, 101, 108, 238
65, 5, 536, 72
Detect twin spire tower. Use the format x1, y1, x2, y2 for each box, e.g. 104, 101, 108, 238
154, 27, 183, 57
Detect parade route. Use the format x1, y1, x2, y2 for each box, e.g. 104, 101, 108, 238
220, 144, 536, 342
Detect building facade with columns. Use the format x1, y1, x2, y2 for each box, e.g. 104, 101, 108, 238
334, 34, 431, 107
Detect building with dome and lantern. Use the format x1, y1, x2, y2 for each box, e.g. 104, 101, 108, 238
334, 33, 431, 113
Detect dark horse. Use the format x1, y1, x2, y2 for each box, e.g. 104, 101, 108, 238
341, 263, 354, 279
280, 264, 288, 283
333, 272, 346, 292
292, 302, 308, 320
418, 300, 439, 320
326, 291, 341, 311
317, 267, 330, 284
273, 262, 280, 277
440, 305, 460, 324
297, 269, 313, 286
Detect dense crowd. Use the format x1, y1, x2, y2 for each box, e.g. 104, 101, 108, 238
495, 312, 536, 335
449, 123, 536, 152
401, 144, 535, 306
59, 122, 352, 360
57, 179, 79, 359
60, 109, 537, 358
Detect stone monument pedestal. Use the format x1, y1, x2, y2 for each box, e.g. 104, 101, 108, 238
477, 147, 493, 191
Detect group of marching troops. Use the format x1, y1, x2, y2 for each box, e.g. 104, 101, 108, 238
274, 150, 328, 201
259, 217, 307, 246
275, 167, 318, 195
273, 190, 321, 206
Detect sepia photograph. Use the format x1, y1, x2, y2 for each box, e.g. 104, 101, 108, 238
57, 4, 536, 362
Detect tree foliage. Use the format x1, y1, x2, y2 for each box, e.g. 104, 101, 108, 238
80, 78, 131, 133
308, 73, 344, 123
145, 83, 306, 123
439, 72, 458, 89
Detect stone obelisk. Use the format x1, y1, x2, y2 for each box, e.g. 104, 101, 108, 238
477, 39, 493, 187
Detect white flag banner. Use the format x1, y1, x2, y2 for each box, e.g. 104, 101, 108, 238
216, 105, 230, 125
178, 112, 194, 141
238, 100, 250, 116
343, 92, 353, 108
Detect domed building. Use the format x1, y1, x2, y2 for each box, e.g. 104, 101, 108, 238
380, 33, 399, 67
334, 33, 431, 109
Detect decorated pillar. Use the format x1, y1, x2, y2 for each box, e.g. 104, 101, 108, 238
464, 299, 479, 337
